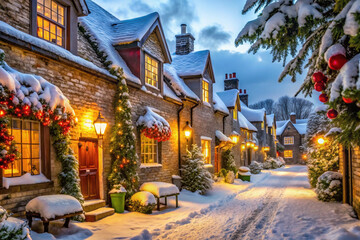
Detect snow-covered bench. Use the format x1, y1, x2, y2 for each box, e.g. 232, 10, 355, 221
25, 195, 83, 232
140, 182, 180, 211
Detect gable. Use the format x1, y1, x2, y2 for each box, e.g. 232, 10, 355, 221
204, 56, 215, 83
282, 122, 300, 136
143, 31, 165, 62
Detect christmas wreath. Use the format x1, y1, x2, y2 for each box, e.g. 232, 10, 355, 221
136, 107, 171, 142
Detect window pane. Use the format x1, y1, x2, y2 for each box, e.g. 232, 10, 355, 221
37, 4, 44, 14
43, 19, 49, 31
32, 131, 40, 144
52, 10, 57, 21
45, 0, 51, 8
50, 23, 56, 34
22, 144, 31, 159
58, 15, 64, 25
32, 159, 40, 175
12, 159, 21, 177
45, 7, 51, 18
23, 159, 31, 174
31, 145, 40, 158
58, 5, 64, 16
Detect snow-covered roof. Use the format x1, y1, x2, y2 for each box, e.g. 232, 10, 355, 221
215, 130, 232, 142
1, 61, 75, 115
266, 114, 275, 127
277, 118, 308, 128
163, 83, 182, 103
238, 111, 257, 132
216, 89, 239, 108
276, 120, 308, 136
79, 0, 142, 84
163, 64, 199, 101
213, 92, 229, 115
0, 21, 113, 79
171, 50, 210, 77
240, 101, 265, 122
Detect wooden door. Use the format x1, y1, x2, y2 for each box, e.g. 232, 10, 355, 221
79, 139, 99, 200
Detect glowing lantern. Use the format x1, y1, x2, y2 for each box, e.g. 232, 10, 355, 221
94, 111, 107, 138
183, 121, 192, 141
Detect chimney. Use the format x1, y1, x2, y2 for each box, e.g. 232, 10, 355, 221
175, 24, 195, 55
239, 88, 248, 106
290, 112, 296, 124
239, 89, 242, 93
224, 71, 239, 91
225, 73, 228, 79
244, 89, 246, 94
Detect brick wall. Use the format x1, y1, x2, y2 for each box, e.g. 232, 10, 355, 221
143, 32, 165, 62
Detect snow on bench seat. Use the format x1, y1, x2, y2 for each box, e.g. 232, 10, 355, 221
25, 195, 83, 220
140, 182, 179, 197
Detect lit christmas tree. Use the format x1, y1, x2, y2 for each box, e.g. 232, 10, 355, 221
237, 0, 360, 146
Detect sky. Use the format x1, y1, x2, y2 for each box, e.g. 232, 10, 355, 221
92, 0, 318, 105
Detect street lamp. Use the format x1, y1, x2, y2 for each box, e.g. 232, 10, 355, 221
183, 121, 192, 141
317, 137, 325, 145
94, 111, 107, 138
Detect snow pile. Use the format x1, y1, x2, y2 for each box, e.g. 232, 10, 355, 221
238, 167, 251, 177
171, 50, 210, 77
215, 130, 232, 142
225, 171, 235, 184
249, 161, 262, 174
129, 191, 156, 214
344, 1, 360, 36
109, 184, 127, 194
321, 226, 360, 240
140, 182, 179, 197
238, 111, 257, 131
315, 171, 342, 202
263, 157, 285, 169
0, 206, 31, 240
0, 62, 75, 115
163, 64, 199, 101
213, 92, 229, 114
163, 83, 182, 102
0, 21, 111, 79
136, 107, 170, 130
237, 0, 323, 41
3, 173, 50, 189
324, 43, 346, 62
25, 195, 83, 220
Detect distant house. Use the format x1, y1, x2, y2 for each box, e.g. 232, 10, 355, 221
276, 113, 308, 164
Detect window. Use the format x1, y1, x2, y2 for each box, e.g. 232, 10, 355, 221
261, 122, 264, 130
4, 119, 41, 177
284, 150, 293, 158
284, 136, 294, 145
201, 139, 211, 164
145, 54, 159, 88
202, 80, 209, 103
37, 0, 65, 47
141, 133, 158, 164
233, 104, 238, 120
270, 128, 273, 135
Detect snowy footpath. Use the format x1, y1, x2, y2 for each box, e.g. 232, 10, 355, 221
31, 166, 360, 240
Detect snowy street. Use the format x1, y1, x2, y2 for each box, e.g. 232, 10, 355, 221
30, 166, 360, 240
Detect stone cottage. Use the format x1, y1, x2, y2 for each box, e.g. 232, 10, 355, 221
276, 113, 308, 164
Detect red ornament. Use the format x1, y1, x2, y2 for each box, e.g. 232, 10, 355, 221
329, 54, 347, 70
342, 97, 354, 104
314, 82, 326, 92
327, 109, 338, 119
319, 93, 329, 103
312, 72, 326, 83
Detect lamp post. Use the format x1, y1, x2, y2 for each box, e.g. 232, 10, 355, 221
94, 111, 108, 139
183, 121, 192, 148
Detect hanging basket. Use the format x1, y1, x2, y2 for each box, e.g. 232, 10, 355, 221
137, 107, 171, 142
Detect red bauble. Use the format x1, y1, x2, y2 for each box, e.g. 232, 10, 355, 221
314, 82, 326, 92
319, 93, 329, 103
342, 97, 354, 104
312, 72, 326, 83
329, 54, 347, 70
327, 109, 338, 119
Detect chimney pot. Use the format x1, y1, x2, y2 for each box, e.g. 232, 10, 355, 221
244, 89, 247, 94
225, 73, 228, 79
181, 24, 187, 34
233, 72, 236, 78
229, 73, 232, 79
290, 113, 296, 124
239, 89, 242, 93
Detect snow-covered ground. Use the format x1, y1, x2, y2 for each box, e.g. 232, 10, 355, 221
30, 166, 360, 240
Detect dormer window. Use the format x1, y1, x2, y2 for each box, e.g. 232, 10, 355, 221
37, 0, 65, 47
202, 80, 209, 103
145, 54, 159, 88
233, 104, 238, 120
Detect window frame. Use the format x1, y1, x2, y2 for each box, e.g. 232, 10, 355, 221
201, 139, 211, 165
202, 79, 209, 103
144, 53, 160, 89
284, 150, 293, 158
140, 132, 161, 165
284, 136, 294, 145
35, 0, 67, 47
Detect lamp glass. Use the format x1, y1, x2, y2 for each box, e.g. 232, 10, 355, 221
185, 130, 191, 138
317, 137, 325, 145
94, 112, 107, 137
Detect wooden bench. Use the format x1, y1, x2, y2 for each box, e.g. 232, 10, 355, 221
26, 210, 83, 232
140, 182, 180, 211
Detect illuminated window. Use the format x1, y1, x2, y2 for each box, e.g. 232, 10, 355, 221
145, 54, 159, 87
201, 139, 211, 164
202, 80, 209, 103
233, 104, 238, 120
261, 122, 264, 130
141, 133, 158, 164
284, 150, 293, 158
284, 136, 294, 145
4, 119, 41, 177
37, 0, 65, 47
270, 128, 273, 135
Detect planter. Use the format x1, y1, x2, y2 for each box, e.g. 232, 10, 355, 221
238, 174, 251, 182
110, 192, 126, 213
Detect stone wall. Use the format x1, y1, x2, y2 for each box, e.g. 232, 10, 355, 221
143, 32, 165, 62
278, 123, 304, 164
175, 33, 195, 55
0, 0, 30, 34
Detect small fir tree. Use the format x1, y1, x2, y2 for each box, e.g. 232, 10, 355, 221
181, 144, 213, 195
221, 149, 237, 174
108, 68, 139, 200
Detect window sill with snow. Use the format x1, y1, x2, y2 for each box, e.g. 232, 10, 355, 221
140, 163, 163, 169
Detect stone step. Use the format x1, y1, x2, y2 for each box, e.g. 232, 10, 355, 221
85, 207, 115, 222
83, 199, 106, 213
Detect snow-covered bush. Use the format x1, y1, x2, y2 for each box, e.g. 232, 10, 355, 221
181, 144, 213, 195
221, 150, 237, 175
225, 171, 235, 184
0, 206, 31, 240
315, 171, 342, 202
262, 157, 285, 169
249, 161, 262, 174
128, 192, 156, 214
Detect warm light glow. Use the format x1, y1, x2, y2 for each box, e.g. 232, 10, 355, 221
94, 112, 107, 137
231, 135, 239, 144
246, 142, 251, 147
254, 146, 259, 151
183, 121, 192, 140
185, 130, 191, 138
302, 154, 307, 160
241, 144, 246, 150
251, 143, 255, 148
317, 137, 325, 145
263, 146, 270, 152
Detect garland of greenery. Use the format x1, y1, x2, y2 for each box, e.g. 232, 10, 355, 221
0, 50, 83, 204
